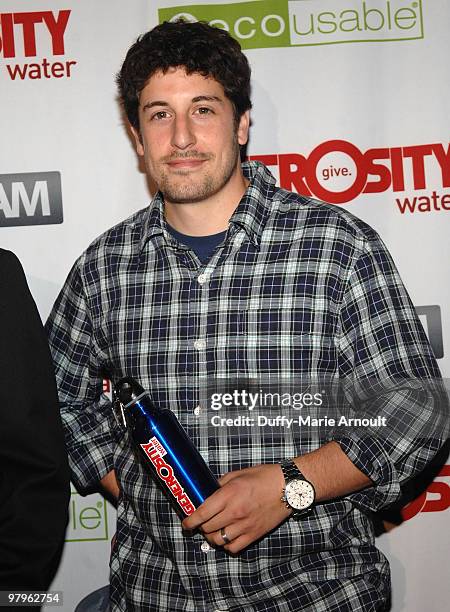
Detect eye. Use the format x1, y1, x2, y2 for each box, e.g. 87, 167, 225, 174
195, 107, 214, 115
151, 110, 170, 121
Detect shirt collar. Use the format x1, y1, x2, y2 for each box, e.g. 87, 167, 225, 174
139, 161, 276, 253
139, 192, 166, 253
229, 161, 276, 247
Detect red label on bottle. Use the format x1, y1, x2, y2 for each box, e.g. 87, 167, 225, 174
141, 436, 196, 515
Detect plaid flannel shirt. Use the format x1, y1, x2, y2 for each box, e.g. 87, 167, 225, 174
46, 162, 443, 612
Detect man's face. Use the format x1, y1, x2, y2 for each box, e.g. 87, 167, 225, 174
132, 67, 249, 206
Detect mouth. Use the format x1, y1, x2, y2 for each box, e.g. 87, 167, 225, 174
165, 155, 210, 172
166, 159, 207, 171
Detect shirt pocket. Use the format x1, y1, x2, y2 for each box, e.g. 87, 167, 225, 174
238, 307, 338, 379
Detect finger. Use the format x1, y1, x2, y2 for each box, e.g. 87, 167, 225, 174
209, 521, 246, 548
201, 477, 255, 532
182, 488, 227, 530
200, 509, 232, 534
223, 533, 252, 554
200, 483, 253, 533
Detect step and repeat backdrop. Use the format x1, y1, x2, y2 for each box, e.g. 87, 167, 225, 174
1, 1, 449, 609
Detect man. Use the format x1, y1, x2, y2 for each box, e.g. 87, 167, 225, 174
46, 21, 445, 611
0, 250, 69, 596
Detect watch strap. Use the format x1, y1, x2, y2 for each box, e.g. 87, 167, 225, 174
281, 459, 304, 482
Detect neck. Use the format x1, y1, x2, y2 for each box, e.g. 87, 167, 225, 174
164, 169, 249, 237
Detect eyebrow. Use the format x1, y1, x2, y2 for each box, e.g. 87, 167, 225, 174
142, 95, 224, 112
192, 95, 223, 104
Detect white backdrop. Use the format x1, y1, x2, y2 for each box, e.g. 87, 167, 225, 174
1, 1, 448, 609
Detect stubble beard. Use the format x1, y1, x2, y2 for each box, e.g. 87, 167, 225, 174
154, 138, 241, 205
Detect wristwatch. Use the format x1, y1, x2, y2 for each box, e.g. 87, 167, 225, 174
280, 459, 316, 520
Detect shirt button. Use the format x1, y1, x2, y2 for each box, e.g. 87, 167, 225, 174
194, 339, 206, 350
200, 541, 211, 553
193, 405, 201, 416
197, 273, 208, 284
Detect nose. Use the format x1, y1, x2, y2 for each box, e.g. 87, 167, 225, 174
171, 114, 196, 150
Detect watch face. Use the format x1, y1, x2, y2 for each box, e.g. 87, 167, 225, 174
285, 479, 315, 510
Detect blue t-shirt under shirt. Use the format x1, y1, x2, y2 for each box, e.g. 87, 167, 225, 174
167, 224, 227, 265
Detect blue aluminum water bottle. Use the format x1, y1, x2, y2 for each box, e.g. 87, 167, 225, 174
114, 377, 219, 516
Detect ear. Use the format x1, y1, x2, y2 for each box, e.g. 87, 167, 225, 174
237, 111, 250, 146
130, 125, 145, 156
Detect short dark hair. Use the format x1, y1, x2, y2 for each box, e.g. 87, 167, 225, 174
117, 20, 252, 130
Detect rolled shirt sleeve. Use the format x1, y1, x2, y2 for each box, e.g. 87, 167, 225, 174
46, 256, 115, 493
332, 232, 448, 512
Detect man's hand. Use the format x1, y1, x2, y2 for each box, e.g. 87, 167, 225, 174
100, 469, 120, 500
181, 442, 373, 554
182, 464, 291, 554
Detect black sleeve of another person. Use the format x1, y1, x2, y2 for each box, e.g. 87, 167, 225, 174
0, 249, 70, 590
